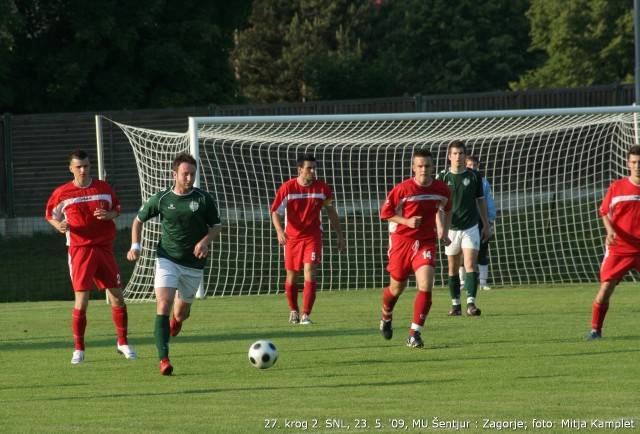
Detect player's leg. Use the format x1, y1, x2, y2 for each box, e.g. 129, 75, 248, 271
68, 246, 95, 364
407, 244, 436, 348
301, 263, 318, 324
106, 288, 128, 344
462, 247, 480, 315
105, 287, 139, 359
458, 252, 466, 286
461, 226, 482, 316
155, 286, 177, 374
478, 240, 490, 290
94, 246, 137, 358
444, 230, 463, 316
171, 297, 193, 337
380, 276, 406, 340
285, 270, 301, 323
300, 235, 322, 324
71, 290, 90, 363
588, 280, 616, 339
588, 254, 634, 340
284, 239, 302, 323
153, 258, 179, 375
380, 234, 411, 339
169, 264, 202, 337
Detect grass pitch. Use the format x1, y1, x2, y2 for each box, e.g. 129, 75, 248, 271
1, 285, 639, 433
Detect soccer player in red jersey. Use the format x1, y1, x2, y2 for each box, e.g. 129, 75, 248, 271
587, 145, 640, 340
379, 149, 452, 348
46, 150, 137, 364
271, 154, 345, 325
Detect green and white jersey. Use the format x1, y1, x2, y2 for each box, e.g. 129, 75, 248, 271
435, 168, 484, 231
137, 187, 221, 269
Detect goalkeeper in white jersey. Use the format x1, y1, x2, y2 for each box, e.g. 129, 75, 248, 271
436, 140, 491, 316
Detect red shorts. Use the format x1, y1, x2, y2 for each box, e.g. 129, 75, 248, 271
68, 245, 122, 292
386, 233, 437, 282
284, 234, 322, 271
600, 250, 640, 282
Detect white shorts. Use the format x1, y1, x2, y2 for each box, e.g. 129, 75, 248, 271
154, 257, 203, 304
444, 224, 481, 256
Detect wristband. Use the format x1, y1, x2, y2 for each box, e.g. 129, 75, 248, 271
131, 243, 141, 251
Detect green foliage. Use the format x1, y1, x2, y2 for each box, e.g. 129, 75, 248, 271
232, 0, 376, 103
0, 0, 21, 108
513, 0, 634, 90
2, 0, 251, 113
372, 0, 536, 95
1, 286, 639, 432
232, 0, 537, 102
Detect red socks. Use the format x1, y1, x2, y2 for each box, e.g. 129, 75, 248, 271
73, 305, 129, 350
285, 280, 317, 316
591, 301, 609, 334
302, 281, 317, 316
285, 281, 299, 312
382, 286, 398, 321
72, 308, 87, 350
413, 291, 432, 327
112, 305, 129, 345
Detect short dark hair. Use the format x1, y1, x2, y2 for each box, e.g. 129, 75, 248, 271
69, 150, 89, 163
412, 149, 432, 160
447, 140, 467, 156
172, 152, 197, 172
465, 155, 479, 164
297, 153, 317, 167
629, 145, 640, 158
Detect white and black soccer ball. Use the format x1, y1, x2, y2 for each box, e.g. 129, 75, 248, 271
248, 340, 278, 369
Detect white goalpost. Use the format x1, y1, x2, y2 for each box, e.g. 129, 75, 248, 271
101, 106, 640, 302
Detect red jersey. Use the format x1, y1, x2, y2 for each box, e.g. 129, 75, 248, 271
599, 177, 640, 255
271, 178, 333, 240
381, 177, 451, 241
45, 179, 120, 247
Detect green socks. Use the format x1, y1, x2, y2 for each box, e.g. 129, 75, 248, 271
154, 314, 170, 360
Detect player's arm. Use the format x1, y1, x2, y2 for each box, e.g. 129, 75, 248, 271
194, 224, 223, 259
94, 208, 118, 220
128, 193, 161, 261
484, 180, 497, 231
45, 197, 69, 233
477, 197, 491, 242
437, 208, 452, 246
271, 211, 288, 245
601, 215, 617, 246
127, 217, 144, 261
47, 217, 69, 234
325, 203, 345, 252
387, 214, 422, 229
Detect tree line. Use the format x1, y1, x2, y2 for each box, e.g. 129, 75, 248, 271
0, 0, 634, 114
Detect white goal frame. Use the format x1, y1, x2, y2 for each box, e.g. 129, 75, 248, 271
101, 106, 640, 302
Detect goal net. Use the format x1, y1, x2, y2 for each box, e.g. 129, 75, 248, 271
104, 107, 640, 301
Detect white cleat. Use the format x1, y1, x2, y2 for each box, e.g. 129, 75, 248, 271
71, 350, 85, 364
300, 314, 314, 325
116, 344, 139, 359
479, 285, 492, 291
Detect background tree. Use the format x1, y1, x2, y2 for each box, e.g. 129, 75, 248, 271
376, 0, 536, 95
2, 0, 251, 114
512, 0, 634, 90
232, 0, 537, 103
0, 0, 21, 109
232, 0, 377, 103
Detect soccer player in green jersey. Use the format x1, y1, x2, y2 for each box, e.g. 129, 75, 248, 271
128, 152, 222, 375
436, 141, 491, 316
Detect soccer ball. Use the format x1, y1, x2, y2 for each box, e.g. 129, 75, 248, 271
248, 340, 278, 369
